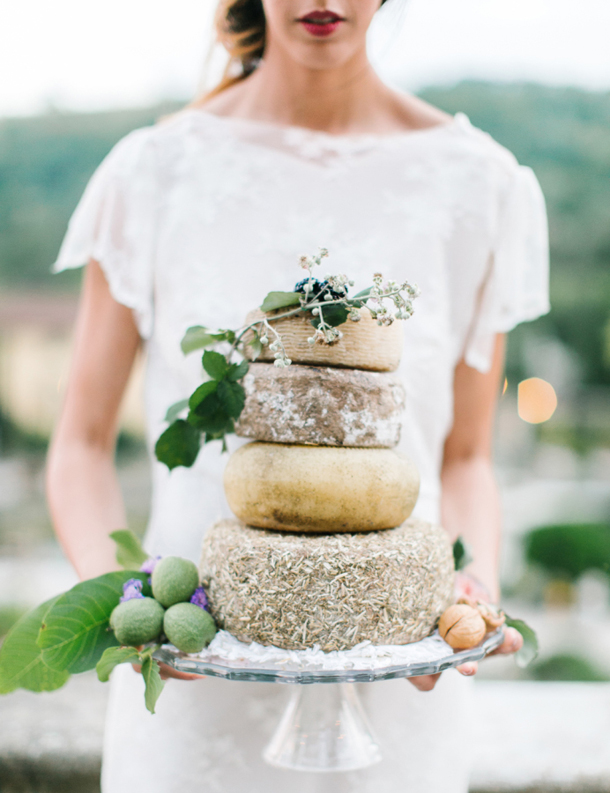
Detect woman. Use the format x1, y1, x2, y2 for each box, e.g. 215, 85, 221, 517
47, 0, 548, 788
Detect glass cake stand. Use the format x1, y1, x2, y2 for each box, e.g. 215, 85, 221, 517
154, 628, 504, 773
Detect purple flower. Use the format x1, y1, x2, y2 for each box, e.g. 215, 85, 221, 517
120, 578, 144, 603
190, 586, 209, 611
140, 555, 161, 575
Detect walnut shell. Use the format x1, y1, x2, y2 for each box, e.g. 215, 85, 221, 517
476, 602, 506, 630
438, 604, 486, 650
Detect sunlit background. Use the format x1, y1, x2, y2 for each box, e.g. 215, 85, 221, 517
1, 0, 610, 790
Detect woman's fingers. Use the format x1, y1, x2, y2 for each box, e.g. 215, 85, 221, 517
456, 661, 478, 676
408, 673, 441, 691
490, 626, 523, 656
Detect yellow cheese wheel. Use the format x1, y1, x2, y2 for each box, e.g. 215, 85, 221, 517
243, 308, 403, 372
223, 442, 419, 533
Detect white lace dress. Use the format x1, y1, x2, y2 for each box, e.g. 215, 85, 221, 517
55, 108, 549, 793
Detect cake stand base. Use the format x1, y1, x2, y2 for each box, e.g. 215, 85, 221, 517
264, 683, 381, 772
154, 629, 504, 773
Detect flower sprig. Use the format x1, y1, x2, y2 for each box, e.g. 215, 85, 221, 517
155, 248, 420, 469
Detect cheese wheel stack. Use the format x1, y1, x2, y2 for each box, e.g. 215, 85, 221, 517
227, 309, 417, 532
200, 308, 454, 651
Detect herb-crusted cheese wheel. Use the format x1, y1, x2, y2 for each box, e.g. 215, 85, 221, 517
223, 442, 419, 532
200, 518, 455, 651
243, 309, 403, 371
234, 363, 406, 448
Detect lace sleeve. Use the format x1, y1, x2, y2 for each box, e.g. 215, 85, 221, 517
464, 164, 550, 373
52, 127, 157, 339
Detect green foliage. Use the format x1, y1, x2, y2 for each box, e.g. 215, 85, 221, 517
452, 536, 474, 571
0, 597, 70, 694
164, 398, 189, 423
310, 303, 349, 329
504, 615, 539, 668
524, 523, 610, 581
260, 291, 302, 312
110, 529, 148, 570
155, 419, 201, 470
181, 326, 235, 355
37, 571, 150, 674
0, 605, 27, 639
529, 653, 609, 682
96, 645, 140, 683
202, 350, 229, 381
141, 655, 164, 714
156, 348, 249, 469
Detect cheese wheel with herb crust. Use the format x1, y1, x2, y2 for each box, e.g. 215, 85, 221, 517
243, 308, 403, 371
223, 442, 419, 533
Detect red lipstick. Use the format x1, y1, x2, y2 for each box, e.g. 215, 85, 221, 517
298, 10, 345, 37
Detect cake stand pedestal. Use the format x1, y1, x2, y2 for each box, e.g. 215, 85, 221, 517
154, 629, 504, 773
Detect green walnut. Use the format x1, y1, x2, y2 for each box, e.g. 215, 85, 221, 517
110, 597, 165, 646
163, 603, 217, 654
151, 556, 199, 607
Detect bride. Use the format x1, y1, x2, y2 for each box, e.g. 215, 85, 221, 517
47, 0, 548, 789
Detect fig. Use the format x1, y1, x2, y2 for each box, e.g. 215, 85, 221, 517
163, 602, 217, 654
151, 556, 199, 607
110, 597, 165, 646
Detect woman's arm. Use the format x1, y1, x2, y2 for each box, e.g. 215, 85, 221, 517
440, 334, 506, 602
46, 260, 141, 581
409, 334, 522, 690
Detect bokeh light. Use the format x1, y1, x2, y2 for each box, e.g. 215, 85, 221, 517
518, 378, 558, 424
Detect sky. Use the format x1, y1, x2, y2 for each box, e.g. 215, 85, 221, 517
1, 0, 609, 117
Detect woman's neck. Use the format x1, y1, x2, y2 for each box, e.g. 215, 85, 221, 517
202, 43, 450, 135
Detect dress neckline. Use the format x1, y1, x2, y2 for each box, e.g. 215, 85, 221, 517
188, 107, 469, 150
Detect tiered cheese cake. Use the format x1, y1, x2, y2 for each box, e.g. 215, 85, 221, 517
199, 311, 454, 652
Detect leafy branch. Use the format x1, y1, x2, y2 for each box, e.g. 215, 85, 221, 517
155, 248, 421, 470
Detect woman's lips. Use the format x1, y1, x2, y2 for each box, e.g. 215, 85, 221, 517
298, 10, 345, 37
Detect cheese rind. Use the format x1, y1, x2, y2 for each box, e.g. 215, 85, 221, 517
223, 442, 419, 532
244, 309, 403, 371
200, 518, 455, 651
235, 363, 405, 447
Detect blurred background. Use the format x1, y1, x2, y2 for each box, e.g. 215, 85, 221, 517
1, 0, 609, 790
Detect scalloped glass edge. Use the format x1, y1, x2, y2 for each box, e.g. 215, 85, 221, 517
153, 629, 504, 684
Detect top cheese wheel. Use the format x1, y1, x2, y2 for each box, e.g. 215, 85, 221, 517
243, 308, 403, 371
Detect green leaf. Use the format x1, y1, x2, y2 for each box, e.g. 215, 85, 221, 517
188, 380, 218, 412
248, 332, 263, 361
110, 530, 148, 570
202, 350, 229, 381
0, 598, 70, 694
260, 291, 302, 313
155, 419, 201, 470
226, 360, 249, 382
181, 326, 233, 355
38, 571, 149, 674
217, 380, 246, 419
310, 303, 349, 329
141, 656, 165, 714
96, 646, 141, 683
453, 536, 474, 571
505, 615, 539, 668
164, 398, 189, 423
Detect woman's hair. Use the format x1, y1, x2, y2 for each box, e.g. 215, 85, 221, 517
206, 0, 266, 98
204, 0, 388, 98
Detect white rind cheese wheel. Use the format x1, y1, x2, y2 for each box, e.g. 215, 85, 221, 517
223, 442, 419, 532
235, 363, 406, 448
243, 308, 403, 371
200, 518, 455, 651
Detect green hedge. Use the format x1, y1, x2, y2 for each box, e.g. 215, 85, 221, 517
525, 523, 610, 581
